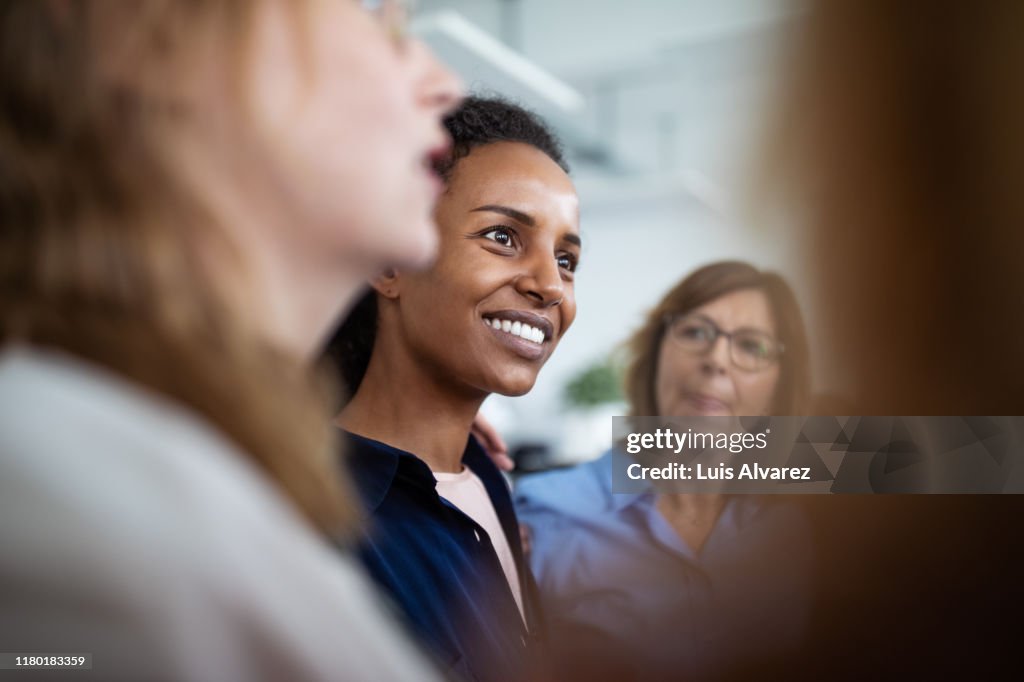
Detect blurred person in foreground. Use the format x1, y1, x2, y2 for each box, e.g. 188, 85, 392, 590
325, 96, 581, 682
745, 0, 1024, 678
0, 1, 460, 680
515, 261, 813, 681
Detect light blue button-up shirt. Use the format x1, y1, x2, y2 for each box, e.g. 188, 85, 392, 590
514, 450, 813, 680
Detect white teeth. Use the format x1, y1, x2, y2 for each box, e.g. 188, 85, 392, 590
485, 317, 546, 345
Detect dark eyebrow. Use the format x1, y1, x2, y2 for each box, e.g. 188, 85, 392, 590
471, 204, 534, 226
471, 204, 582, 249
563, 233, 582, 248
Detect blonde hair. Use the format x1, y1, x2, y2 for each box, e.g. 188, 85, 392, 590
0, 1, 355, 535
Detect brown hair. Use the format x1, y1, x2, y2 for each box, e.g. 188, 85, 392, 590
0, 1, 354, 535
622, 260, 810, 416
764, 0, 1024, 414
752, 4, 1024, 676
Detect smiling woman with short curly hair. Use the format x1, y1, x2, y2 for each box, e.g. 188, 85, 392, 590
327, 96, 580, 682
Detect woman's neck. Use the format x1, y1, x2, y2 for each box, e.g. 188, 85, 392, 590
338, 342, 486, 474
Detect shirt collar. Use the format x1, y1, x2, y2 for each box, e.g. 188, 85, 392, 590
606, 448, 654, 512
342, 430, 493, 512
344, 431, 427, 512
603, 449, 765, 523
461, 435, 496, 478
609, 488, 651, 512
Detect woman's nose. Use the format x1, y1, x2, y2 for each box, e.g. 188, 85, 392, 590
701, 335, 731, 374
515, 253, 564, 308
410, 39, 463, 115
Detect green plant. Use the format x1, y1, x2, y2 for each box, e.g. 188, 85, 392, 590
563, 358, 623, 408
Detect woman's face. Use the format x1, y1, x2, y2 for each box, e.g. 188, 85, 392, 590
391, 141, 580, 397
235, 0, 461, 271
655, 288, 782, 417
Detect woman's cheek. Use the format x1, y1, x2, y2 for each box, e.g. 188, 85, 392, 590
742, 373, 779, 415
660, 347, 693, 387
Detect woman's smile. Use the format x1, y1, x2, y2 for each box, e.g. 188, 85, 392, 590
481, 310, 555, 361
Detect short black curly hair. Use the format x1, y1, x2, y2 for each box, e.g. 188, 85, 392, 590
434, 95, 569, 181
324, 96, 568, 400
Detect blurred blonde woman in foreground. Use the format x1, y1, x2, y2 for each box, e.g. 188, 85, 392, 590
0, 1, 459, 680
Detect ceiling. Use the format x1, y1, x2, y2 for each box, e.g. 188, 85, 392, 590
415, 0, 800, 210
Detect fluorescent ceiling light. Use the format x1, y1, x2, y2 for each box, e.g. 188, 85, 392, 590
413, 10, 586, 113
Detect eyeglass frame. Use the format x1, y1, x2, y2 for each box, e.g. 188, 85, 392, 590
361, 0, 417, 46
662, 312, 785, 372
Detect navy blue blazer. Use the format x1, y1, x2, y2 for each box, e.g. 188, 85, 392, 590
342, 431, 544, 682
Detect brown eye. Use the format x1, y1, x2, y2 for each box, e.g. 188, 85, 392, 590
557, 253, 578, 272
481, 227, 515, 247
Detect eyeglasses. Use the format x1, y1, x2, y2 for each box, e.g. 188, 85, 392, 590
664, 313, 784, 372
361, 0, 416, 46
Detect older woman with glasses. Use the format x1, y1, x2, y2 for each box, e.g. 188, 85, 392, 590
515, 260, 813, 681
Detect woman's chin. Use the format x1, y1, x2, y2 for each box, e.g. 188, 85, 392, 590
669, 403, 733, 418
487, 375, 538, 398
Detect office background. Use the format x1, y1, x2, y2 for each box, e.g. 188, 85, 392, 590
416, 0, 809, 464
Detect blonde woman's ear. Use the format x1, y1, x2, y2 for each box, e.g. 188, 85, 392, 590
370, 268, 400, 299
